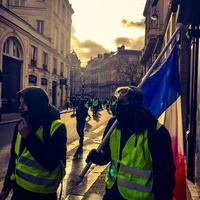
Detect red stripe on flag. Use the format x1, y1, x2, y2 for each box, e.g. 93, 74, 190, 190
173, 158, 186, 200
171, 136, 186, 200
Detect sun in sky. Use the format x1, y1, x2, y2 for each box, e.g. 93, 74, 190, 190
69, 0, 146, 66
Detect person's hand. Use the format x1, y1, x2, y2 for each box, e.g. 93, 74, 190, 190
86, 149, 99, 163
18, 118, 32, 138
0, 191, 9, 200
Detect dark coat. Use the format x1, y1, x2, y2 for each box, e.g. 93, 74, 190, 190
2, 88, 67, 194
93, 109, 175, 200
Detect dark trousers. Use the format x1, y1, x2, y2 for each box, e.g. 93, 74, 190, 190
93, 106, 98, 116
76, 119, 86, 145
11, 184, 57, 200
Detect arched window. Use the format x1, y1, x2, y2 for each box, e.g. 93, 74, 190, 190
3, 37, 22, 59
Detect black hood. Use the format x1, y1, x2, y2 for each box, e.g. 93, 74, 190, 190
17, 87, 50, 126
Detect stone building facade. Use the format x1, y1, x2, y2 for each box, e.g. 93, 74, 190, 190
0, 0, 73, 113
84, 46, 142, 99
69, 51, 85, 97
142, 0, 200, 195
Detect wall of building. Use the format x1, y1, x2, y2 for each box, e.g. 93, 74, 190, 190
195, 39, 200, 186
0, 1, 73, 111
84, 49, 142, 99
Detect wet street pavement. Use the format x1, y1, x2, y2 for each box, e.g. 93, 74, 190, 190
0, 109, 112, 199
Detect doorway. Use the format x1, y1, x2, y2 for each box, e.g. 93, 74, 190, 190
2, 55, 22, 113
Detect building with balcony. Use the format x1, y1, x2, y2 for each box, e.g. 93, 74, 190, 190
84, 46, 142, 99
142, 0, 200, 197
69, 51, 85, 97
0, 0, 73, 113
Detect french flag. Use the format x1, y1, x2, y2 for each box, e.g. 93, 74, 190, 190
141, 44, 186, 200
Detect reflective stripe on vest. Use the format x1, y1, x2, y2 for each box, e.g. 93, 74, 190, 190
105, 122, 162, 200
14, 119, 65, 194
118, 178, 153, 193
16, 169, 61, 187
119, 164, 152, 178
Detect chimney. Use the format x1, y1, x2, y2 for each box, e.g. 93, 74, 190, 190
104, 53, 110, 59
98, 54, 102, 58
117, 45, 125, 51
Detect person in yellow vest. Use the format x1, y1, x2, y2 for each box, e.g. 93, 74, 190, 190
92, 97, 99, 117
86, 86, 175, 200
0, 87, 67, 200
110, 96, 117, 116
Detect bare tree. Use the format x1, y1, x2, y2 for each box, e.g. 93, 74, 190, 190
116, 56, 142, 86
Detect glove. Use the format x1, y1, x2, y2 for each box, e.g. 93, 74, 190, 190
86, 149, 99, 163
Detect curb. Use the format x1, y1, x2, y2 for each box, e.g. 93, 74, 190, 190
0, 119, 19, 125
0, 110, 73, 126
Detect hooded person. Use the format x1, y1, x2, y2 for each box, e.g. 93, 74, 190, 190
0, 87, 67, 200
86, 86, 175, 200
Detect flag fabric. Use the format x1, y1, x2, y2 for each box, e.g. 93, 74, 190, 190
141, 44, 186, 200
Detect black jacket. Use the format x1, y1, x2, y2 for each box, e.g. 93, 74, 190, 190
93, 109, 175, 200
76, 102, 88, 121
2, 88, 67, 193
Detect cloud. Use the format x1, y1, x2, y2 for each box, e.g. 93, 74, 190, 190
71, 26, 108, 66
114, 36, 144, 50
121, 19, 145, 29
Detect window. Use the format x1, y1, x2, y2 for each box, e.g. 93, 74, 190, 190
57, 0, 60, 14
60, 62, 64, 76
53, 58, 57, 74
54, 27, 59, 49
43, 52, 48, 70
62, 4, 65, 20
37, 20, 44, 34
29, 75, 37, 85
3, 39, 10, 54
3, 37, 21, 59
30, 45, 37, 67
13, 41, 20, 58
61, 33, 64, 54
14, 0, 25, 6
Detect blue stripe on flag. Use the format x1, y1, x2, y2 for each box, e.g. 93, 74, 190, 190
141, 45, 181, 118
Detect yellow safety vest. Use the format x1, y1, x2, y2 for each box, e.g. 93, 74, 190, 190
92, 99, 98, 107
105, 122, 162, 200
12, 120, 66, 194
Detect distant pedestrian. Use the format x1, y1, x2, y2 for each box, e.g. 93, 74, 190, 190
106, 98, 110, 111
84, 97, 91, 120
110, 96, 117, 116
92, 97, 99, 117
71, 97, 77, 114
0, 86, 67, 200
65, 97, 70, 110
76, 99, 88, 147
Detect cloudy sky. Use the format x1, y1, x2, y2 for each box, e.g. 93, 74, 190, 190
69, 0, 146, 66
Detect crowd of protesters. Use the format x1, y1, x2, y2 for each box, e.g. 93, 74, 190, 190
0, 87, 175, 200
64, 95, 117, 117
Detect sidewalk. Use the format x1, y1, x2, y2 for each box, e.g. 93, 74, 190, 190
187, 179, 200, 200
0, 113, 20, 125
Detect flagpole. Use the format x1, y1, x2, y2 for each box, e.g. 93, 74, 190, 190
79, 23, 184, 179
